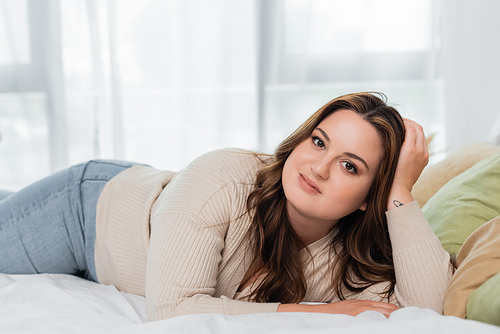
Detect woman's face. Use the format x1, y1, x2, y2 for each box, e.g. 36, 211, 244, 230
282, 109, 383, 231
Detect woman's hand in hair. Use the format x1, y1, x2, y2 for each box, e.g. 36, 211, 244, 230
277, 300, 399, 318
387, 118, 429, 210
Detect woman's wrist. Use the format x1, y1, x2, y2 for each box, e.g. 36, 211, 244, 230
277, 301, 399, 317
387, 185, 415, 211
277, 303, 321, 313
277, 303, 304, 313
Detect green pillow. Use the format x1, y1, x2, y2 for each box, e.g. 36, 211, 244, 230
422, 151, 500, 255
467, 270, 500, 326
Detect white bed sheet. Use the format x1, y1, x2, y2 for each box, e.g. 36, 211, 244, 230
0, 273, 498, 334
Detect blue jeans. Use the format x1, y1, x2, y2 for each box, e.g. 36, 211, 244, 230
0, 160, 143, 282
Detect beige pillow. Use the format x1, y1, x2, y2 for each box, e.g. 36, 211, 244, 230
412, 142, 500, 207
443, 215, 500, 319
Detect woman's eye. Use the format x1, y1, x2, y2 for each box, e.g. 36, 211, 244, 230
342, 161, 357, 173
312, 136, 324, 148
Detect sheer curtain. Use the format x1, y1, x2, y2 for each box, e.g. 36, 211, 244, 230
1, 0, 498, 191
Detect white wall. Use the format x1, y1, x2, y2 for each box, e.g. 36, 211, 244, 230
442, 0, 500, 152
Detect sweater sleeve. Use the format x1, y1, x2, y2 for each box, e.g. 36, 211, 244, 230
146, 149, 279, 321
386, 201, 453, 313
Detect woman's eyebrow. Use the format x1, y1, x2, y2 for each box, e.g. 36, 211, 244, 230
344, 152, 369, 171
316, 128, 330, 142
316, 127, 370, 171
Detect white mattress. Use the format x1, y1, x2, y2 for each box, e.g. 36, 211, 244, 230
0, 273, 498, 333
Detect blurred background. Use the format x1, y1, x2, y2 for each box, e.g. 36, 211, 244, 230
1, 0, 499, 191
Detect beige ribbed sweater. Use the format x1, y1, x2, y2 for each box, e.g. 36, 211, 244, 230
95, 148, 453, 321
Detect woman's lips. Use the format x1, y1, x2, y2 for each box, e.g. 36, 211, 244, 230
298, 173, 321, 194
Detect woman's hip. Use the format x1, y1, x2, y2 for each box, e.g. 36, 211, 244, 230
0, 159, 144, 281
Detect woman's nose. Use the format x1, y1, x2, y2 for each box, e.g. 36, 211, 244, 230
311, 156, 331, 179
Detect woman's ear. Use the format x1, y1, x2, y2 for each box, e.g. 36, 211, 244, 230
359, 202, 368, 211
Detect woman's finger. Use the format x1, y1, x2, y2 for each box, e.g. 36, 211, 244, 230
411, 120, 427, 151
405, 119, 425, 146
403, 119, 416, 146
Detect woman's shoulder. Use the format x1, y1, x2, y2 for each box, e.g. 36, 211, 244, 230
151, 148, 269, 227
193, 147, 270, 166
184, 148, 271, 184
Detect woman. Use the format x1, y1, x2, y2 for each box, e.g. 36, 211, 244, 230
0, 92, 453, 321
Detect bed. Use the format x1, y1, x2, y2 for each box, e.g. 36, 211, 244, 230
1, 273, 498, 333
2, 142, 500, 333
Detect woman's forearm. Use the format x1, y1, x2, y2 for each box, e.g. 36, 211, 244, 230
277, 300, 398, 317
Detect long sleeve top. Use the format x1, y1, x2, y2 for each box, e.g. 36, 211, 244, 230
94, 148, 453, 321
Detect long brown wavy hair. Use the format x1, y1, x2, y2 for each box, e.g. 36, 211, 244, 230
242, 92, 406, 303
